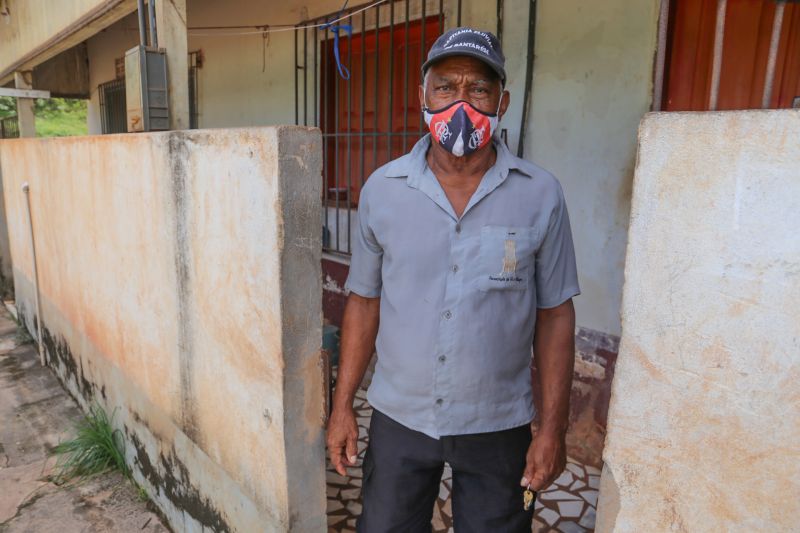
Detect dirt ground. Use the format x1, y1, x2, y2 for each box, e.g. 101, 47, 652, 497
0, 307, 168, 532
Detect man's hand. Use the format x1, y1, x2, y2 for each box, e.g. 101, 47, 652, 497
520, 429, 567, 491
522, 298, 575, 491
326, 293, 380, 476
326, 405, 360, 476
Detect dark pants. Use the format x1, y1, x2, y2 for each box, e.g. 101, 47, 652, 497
357, 409, 534, 533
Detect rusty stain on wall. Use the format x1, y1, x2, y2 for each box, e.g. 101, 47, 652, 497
596, 111, 800, 532
0, 126, 325, 532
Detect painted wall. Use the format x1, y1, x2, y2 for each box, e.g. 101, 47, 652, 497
0, 126, 326, 532
596, 110, 800, 532
519, 0, 660, 337
0, 0, 136, 82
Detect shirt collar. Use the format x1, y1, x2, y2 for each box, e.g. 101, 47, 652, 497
383, 134, 534, 185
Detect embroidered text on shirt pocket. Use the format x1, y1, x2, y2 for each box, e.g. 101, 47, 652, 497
478, 226, 538, 291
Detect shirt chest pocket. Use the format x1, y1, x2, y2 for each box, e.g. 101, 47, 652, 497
477, 226, 539, 291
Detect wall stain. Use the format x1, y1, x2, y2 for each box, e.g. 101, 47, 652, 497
127, 430, 230, 532
168, 132, 199, 443
19, 303, 229, 532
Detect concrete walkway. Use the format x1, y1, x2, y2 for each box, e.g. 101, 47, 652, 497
0, 308, 168, 532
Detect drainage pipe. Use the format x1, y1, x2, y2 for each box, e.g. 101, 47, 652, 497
148, 0, 158, 48
22, 182, 45, 366
517, 0, 537, 158
137, 0, 147, 47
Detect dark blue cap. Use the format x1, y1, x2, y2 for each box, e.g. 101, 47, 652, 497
422, 27, 506, 84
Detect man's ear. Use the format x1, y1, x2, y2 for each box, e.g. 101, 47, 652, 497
499, 90, 511, 119
418, 85, 425, 110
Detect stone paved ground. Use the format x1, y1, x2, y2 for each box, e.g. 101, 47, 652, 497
0, 307, 168, 532
326, 388, 599, 532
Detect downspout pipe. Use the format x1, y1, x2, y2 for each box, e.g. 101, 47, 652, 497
137, 0, 147, 47
22, 182, 45, 366
517, 0, 537, 158
148, 0, 158, 48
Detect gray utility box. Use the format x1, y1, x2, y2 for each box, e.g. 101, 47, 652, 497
125, 45, 169, 132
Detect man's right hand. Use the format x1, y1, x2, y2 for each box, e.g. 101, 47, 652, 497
326, 405, 360, 476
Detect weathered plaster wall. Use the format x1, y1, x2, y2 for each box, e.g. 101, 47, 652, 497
596, 110, 800, 532
0, 126, 326, 532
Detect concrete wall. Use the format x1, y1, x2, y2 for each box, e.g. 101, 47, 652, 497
597, 110, 800, 531
0, 126, 326, 532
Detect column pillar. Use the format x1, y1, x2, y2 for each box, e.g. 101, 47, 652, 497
13, 71, 35, 138
154, 0, 189, 130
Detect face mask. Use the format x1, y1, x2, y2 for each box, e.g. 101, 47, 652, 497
423, 91, 502, 157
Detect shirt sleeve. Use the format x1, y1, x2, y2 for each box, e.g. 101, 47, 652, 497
344, 185, 383, 298
535, 182, 580, 308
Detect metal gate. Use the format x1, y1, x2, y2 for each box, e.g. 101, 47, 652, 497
295, 0, 463, 256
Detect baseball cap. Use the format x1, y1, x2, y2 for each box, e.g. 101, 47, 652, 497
422, 27, 506, 84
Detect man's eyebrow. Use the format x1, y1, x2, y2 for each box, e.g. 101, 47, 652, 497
431, 74, 455, 84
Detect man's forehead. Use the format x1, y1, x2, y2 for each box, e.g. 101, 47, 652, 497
427, 56, 496, 80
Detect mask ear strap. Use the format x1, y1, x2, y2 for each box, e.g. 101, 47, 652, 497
495, 84, 504, 117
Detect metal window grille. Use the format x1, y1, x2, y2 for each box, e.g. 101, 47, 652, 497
98, 79, 127, 134
295, 0, 463, 256
0, 115, 19, 139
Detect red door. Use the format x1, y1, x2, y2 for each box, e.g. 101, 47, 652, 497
322, 17, 441, 206
664, 0, 800, 110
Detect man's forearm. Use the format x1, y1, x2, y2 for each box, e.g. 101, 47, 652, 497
333, 293, 381, 410
532, 299, 576, 435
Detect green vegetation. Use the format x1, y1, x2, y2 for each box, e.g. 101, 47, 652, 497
14, 321, 33, 345
0, 95, 88, 137
0, 95, 15, 119
52, 404, 130, 484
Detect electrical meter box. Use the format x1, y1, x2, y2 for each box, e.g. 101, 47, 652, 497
125, 45, 169, 132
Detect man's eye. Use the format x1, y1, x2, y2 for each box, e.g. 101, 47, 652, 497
435, 85, 451, 91
473, 87, 488, 94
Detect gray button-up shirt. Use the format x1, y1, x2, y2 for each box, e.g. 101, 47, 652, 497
345, 135, 580, 438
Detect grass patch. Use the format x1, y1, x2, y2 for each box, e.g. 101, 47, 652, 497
35, 98, 88, 137
14, 322, 33, 345
0, 96, 88, 138
52, 404, 129, 484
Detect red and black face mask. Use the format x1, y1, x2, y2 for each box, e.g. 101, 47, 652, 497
423, 98, 501, 157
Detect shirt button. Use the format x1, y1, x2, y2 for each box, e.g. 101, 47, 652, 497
452, 264, 459, 273
438, 355, 447, 363
455, 223, 462, 234
443, 310, 452, 320
436, 398, 443, 405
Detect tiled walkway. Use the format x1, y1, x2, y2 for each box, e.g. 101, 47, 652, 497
326, 388, 600, 532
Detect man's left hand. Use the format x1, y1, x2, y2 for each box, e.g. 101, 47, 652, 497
520, 428, 567, 491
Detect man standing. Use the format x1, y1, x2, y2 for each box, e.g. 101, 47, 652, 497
327, 27, 580, 532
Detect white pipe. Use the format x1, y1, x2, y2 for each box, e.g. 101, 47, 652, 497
22, 182, 45, 366
762, 2, 785, 109
709, 0, 727, 111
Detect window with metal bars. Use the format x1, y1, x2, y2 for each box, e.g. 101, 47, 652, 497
99, 79, 127, 134
295, 0, 463, 256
